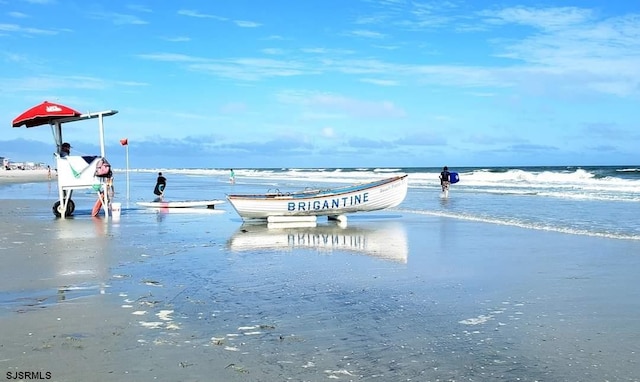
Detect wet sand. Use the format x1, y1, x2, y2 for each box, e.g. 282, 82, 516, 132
1, 198, 639, 381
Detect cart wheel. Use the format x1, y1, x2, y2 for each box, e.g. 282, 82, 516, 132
52, 200, 75, 218
53, 201, 62, 218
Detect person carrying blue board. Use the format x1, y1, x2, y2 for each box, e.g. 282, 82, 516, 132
440, 166, 451, 192
440, 166, 460, 193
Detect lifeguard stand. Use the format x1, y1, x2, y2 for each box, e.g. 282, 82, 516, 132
51, 110, 118, 218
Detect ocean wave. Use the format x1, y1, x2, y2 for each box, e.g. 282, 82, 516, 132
123, 166, 640, 201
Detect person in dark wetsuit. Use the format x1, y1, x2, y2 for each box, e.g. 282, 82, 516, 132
153, 172, 167, 200
439, 166, 451, 192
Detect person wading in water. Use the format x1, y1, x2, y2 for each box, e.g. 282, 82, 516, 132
153, 172, 167, 201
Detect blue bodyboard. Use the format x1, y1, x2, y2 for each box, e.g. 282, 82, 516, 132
449, 172, 460, 184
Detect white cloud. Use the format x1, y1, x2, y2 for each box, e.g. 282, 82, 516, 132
481, 6, 594, 30
164, 36, 191, 42
8, 12, 28, 18
177, 10, 226, 20
219, 102, 247, 114
137, 53, 205, 63
127, 4, 153, 13
348, 29, 386, 38
359, 78, 398, 86
321, 127, 336, 138
0, 23, 58, 35
88, 12, 147, 25
235, 20, 261, 28
261, 48, 285, 55
277, 91, 406, 119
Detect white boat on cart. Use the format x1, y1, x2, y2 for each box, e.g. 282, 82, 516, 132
137, 200, 224, 209
12, 101, 118, 219
226, 174, 408, 221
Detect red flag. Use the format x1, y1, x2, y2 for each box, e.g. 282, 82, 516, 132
120, 138, 128, 146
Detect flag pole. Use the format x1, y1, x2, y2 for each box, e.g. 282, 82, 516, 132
126, 144, 130, 200
120, 138, 130, 200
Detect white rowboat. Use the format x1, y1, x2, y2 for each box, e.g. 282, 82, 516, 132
226, 175, 408, 220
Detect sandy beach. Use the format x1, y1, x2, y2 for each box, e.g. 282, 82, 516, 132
0, 168, 53, 185
1, 192, 639, 381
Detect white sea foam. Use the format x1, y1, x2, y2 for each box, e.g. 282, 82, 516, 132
139, 321, 163, 329
459, 315, 493, 325
157, 310, 174, 321
405, 209, 640, 241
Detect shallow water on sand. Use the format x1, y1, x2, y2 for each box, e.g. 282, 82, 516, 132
89, 210, 640, 381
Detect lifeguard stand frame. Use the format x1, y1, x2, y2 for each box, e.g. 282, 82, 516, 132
50, 110, 118, 219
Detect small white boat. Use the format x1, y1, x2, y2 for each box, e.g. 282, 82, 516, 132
137, 200, 224, 209
226, 175, 408, 220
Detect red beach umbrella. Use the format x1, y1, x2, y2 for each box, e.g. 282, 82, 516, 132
12, 101, 81, 128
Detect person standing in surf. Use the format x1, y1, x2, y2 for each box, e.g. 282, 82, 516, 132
440, 166, 451, 192
154, 172, 167, 201
229, 169, 235, 184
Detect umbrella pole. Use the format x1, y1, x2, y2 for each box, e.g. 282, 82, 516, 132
98, 114, 106, 158
50, 122, 62, 151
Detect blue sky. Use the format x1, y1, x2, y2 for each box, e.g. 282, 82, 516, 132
1, 0, 639, 169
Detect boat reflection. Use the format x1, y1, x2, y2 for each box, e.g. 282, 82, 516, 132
228, 220, 409, 263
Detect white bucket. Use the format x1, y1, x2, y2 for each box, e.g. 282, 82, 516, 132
111, 202, 122, 220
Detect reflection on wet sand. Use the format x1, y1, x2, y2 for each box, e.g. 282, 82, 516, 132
55, 216, 109, 240
53, 218, 111, 300
137, 207, 226, 215
228, 220, 409, 263
137, 206, 225, 223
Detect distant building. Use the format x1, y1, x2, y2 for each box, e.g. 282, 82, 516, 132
1, 157, 48, 170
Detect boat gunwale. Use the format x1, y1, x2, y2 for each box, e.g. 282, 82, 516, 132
227, 174, 407, 200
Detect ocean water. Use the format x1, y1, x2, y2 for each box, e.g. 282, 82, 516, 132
3, 165, 640, 240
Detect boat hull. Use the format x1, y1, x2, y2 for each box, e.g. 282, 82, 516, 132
227, 175, 408, 220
